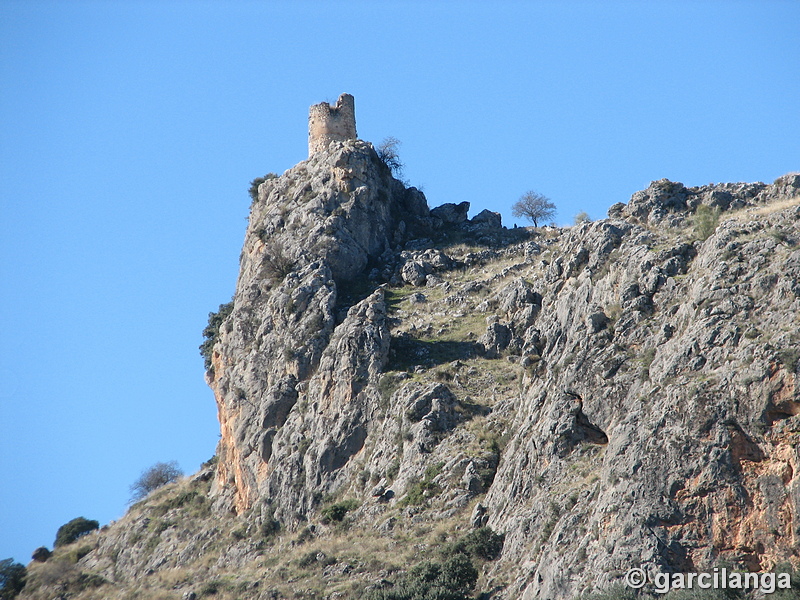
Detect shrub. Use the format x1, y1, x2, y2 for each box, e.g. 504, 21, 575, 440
778, 349, 800, 372
693, 204, 721, 241
64, 545, 93, 564
75, 572, 107, 591
512, 191, 556, 227
261, 238, 295, 283
199, 301, 234, 371
31, 547, 51, 563
199, 580, 220, 596
155, 490, 202, 515
639, 347, 657, 381
0, 559, 26, 600
366, 554, 478, 600
129, 461, 183, 503
54, 517, 99, 548
399, 463, 443, 507
386, 458, 400, 481
248, 173, 278, 202
261, 506, 280, 541
295, 526, 314, 544
298, 550, 336, 569
378, 373, 401, 404
574, 211, 591, 225
437, 554, 479, 595
771, 563, 800, 600
582, 582, 641, 600
297, 437, 312, 457
451, 527, 505, 561
320, 499, 359, 524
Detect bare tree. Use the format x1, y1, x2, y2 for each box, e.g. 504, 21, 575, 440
130, 461, 183, 503
376, 136, 404, 178
512, 191, 556, 227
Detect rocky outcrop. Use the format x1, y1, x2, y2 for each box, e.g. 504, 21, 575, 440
208, 138, 429, 516
430, 201, 470, 224
609, 173, 800, 227
205, 130, 526, 525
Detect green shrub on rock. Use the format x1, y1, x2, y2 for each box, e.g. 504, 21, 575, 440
451, 526, 505, 561
320, 499, 359, 524
364, 527, 504, 600
365, 553, 478, 600
31, 547, 51, 563
248, 173, 278, 202
692, 204, 721, 241
54, 517, 99, 548
199, 301, 234, 371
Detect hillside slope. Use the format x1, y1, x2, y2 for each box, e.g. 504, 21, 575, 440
17, 128, 800, 600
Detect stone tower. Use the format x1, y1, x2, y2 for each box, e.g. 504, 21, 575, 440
308, 93, 357, 156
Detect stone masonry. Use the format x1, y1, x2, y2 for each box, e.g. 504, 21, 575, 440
308, 93, 357, 156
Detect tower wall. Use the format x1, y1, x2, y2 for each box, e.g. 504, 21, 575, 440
308, 93, 357, 156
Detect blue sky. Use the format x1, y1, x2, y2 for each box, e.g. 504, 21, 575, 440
1, 1, 798, 564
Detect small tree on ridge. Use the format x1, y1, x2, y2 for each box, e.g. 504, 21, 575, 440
512, 190, 556, 227
376, 136, 404, 178
130, 461, 183, 503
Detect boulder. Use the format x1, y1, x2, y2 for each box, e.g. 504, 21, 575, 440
430, 201, 470, 224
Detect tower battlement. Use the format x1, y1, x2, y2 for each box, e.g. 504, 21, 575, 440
308, 93, 357, 156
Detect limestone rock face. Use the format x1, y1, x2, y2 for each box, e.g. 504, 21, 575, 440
483, 176, 800, 599
208, 138, 428, 517
430, 201, 470, 224
19, 163, 800, 600
205, 163, 800, 598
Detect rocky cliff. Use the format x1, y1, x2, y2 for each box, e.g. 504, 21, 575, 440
17, 99, 800, 600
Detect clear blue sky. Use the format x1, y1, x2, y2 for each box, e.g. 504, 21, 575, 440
1, 1, 798, 564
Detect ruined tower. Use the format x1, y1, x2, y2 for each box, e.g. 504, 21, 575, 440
308, 93, 357, 156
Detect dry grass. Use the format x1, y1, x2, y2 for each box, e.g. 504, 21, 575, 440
187, 516, 469, 600
727, 195, 800, 222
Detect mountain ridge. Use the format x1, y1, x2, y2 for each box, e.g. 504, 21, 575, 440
16, 95, 800, 600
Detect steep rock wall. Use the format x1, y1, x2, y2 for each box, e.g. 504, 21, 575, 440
208, 138, 429, 517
